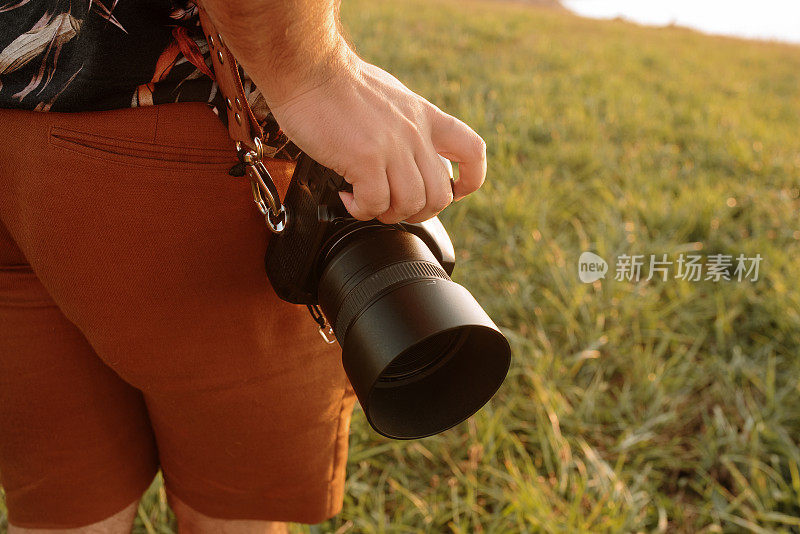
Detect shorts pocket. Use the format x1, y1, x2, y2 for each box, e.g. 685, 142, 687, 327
48, 125, 236, 171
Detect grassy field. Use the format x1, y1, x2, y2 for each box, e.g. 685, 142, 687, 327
4, 0, 800, 532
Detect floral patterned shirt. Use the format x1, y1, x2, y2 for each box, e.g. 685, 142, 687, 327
0, 0, 298, 159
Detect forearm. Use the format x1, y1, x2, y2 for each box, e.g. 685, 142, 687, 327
198, 0, 352, 106
199, 0, 487, 222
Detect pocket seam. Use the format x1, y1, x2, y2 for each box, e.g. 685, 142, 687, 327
48, 125, 238, 172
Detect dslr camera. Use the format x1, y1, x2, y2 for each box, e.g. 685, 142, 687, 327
263, 153, 510, 439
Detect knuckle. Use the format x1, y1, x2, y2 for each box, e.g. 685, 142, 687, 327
366, 198, 390, 217
377, 195, 392, 214
440, 113, 461, 134
424, 101, 443, 117
403, 119, 428, 144
434, 187, 454, 211
405, 195, 427, 216
390, 184, 425, 217
353, 181, 390, 218
392, 203, 418, 220
471, 134, 487, 160
353, 201, 380, 220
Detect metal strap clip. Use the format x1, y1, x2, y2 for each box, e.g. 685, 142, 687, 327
307, 304, 337, 344
237, 138, 288, 234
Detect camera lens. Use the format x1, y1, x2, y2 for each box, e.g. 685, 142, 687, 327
377, 329, 462, 383
318, 228, 510, 439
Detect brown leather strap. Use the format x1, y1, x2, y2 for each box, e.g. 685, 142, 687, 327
198, 8, 263, 152
198, 7, 296, 214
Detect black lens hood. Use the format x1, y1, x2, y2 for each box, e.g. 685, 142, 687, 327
319, 229, 511, 439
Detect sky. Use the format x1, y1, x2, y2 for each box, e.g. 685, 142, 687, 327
562, 0, 800, 44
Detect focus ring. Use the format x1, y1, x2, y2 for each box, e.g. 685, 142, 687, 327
332, 260, 449, 340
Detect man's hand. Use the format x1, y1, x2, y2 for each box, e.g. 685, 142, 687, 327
269, 54, 486, 223
200, 0, 486, 223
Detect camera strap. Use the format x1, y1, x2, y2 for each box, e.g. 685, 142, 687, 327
199, 8, 288, 234
199, 10, 336, 344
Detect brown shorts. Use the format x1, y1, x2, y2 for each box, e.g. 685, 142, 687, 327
0, 103, 356, 529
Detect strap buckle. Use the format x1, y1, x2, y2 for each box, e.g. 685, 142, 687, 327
308, 304, 337, 344
237, 138, 288, 234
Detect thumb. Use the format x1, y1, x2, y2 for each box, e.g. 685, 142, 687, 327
431, 112, 487, 201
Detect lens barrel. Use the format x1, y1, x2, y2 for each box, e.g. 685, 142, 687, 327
318, 228, 510, 439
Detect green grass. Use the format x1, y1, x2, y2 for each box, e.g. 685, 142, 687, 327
312, 3, 800, 530
4, 0, 800, 532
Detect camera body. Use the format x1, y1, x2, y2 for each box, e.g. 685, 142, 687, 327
265, 153, 455, 305
263, 153, 509, 440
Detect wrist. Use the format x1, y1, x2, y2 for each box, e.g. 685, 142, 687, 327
199, 0, 354, 109
253, 33, 357, 109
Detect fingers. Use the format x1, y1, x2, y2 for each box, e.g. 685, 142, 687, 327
377, 157, 426, 224
339, 108, 485, 222
338, 169, 390, 221
404, 151, 454, 223
438, 153, 455, 181
430, 111, 487, 201
342, 150, 458, 223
